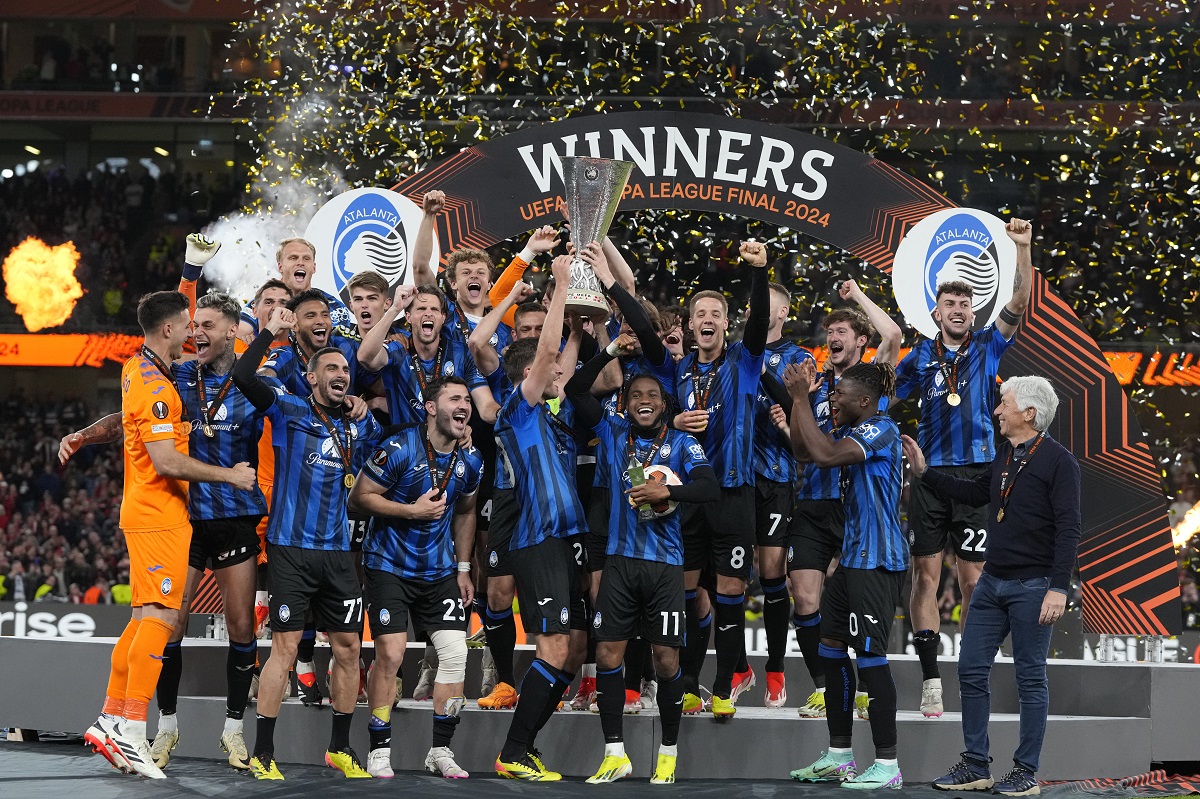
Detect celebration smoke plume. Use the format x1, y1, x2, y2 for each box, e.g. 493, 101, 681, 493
202, 90, 348, 300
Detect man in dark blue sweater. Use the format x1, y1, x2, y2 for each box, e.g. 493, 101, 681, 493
901, 375, 1080, 797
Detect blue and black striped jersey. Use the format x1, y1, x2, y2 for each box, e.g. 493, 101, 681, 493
376, 338, 487, 427
262, 377, 383, 551
361, 426, 484, 581
494, 390, 586, 549
754, 340, 813, 485
838, 415, 907, 572
174, 360, 267, 520
593, 415, 708, 566
894, 323, 1013, 467
260, 334, 373, 398
675, 341, 764, 488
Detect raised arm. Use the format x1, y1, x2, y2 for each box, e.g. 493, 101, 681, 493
520, 252, 572, 405
59, 413, 123, 464
740, 241, 770, 356
176, 233, 221, 319
491, 225, 560, 327
585, 246, 668, 370
782, 363, 865, 468
996, 217, 1033, 340
600, 237, 636, 296
840, 279, 902, 367
410, 191, 444, 288
565, 346, 619, 430
468, 281, 533, 375
234, 308, 294, 412
358, 285, 414, 373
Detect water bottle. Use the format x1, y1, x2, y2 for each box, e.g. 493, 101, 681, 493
628, 456, 653, 521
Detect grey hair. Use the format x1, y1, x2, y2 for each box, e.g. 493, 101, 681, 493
1000, 375, 1059, 432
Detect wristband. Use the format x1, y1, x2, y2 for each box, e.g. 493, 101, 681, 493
518, 247, 536, 263
457, 562, 471, 573
605, 340, 622, 357
182, 262, 203, 282
998, 306, 1022, 326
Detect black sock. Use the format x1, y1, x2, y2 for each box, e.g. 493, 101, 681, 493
432, 713, 460, 748
656, 668, 684, 746
156, 640, 183, 716
297, 624, 317, 663
623, 639, 648, 691
856, 656, 898, 759
368, 709, 391, 751
486, 605, 517, 687
586, 633, 597, 666
712, 591, 744, 699
913, 629, 941, 680
596, 665, 624, 743
821, 644, 855, 749
761, 577, 790, 672
226, 639, 257, 720
329, 710, 353, 753
501, 659, 558, 762
529, 669, 571, 750
794, 611, 825, 688
254, 714, 276, 759
682, 590, 710, 695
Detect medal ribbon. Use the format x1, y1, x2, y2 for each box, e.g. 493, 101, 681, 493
410, 339, 447, 396
308, 398, 354, 482
997, 433, 1046, 520
689, 349, 726, 411
140, 345, 189, 421
545, 404, 579, 443
422, 426, 461, 499
933, 331, 972, 399
197, 360, 238, 432
626, 423, 669, 471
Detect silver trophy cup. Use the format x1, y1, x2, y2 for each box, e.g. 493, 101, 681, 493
560, 156, 634, 316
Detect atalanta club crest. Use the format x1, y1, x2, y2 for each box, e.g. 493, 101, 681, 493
891, 208, 1016, 340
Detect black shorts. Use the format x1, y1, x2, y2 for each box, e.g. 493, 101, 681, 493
267, 544, 363, 633
348, 512, 372, 553
755, 479, 795, 548
787, 499, 846, 572
820, 565, 904, 657
476, 467, 495, 530
189, 515, 262, 571
585, 487, 611, 573
681, 484, 756, 579
909, 465, 990, 561
509, 535, 588, 635
594, 555, 685, 647
486, 488, 518, 577
365, 569, 467, 639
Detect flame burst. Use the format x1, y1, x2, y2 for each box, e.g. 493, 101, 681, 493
3, 237, 84, 332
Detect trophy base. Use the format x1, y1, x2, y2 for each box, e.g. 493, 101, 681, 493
564, 289, 610, 317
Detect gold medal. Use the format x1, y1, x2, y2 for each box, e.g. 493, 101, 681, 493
996, 508, 1005, 522
344, 474, 355, 489
202, 423, 214, 438
946, 392, 962, 407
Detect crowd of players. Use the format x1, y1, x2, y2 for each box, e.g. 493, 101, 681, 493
56, 190, 1048, 788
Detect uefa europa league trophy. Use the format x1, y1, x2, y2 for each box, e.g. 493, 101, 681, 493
560, 156, 634, 316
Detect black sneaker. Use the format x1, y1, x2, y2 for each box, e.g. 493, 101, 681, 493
932, 755, 993, 791
994, 766, 1040, 796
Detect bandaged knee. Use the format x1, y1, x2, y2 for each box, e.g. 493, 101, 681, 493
430, 629, 468, 684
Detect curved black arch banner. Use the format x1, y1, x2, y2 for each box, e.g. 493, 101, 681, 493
393, 111, 1179, 636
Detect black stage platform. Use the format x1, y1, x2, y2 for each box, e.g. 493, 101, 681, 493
2, 740, 1197, 798
4, 637, 1198, 784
